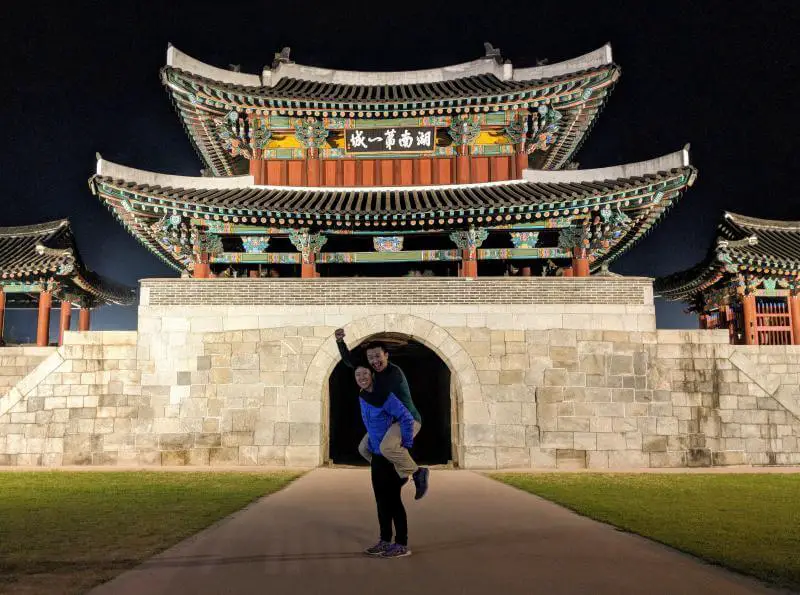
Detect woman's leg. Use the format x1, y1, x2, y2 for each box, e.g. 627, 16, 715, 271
389, 473, 408, 546
371, 458, 394, 544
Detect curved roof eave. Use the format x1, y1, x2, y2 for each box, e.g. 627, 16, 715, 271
524, 146, 690, 184
166, 43, 613, 88
94, 148, 690, 193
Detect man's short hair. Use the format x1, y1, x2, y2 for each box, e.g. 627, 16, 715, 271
362, 341, 388, 354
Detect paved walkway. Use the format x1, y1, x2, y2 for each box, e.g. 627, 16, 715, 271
91, 469, 785, 595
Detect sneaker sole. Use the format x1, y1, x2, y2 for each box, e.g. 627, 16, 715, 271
381, 550, 412, 558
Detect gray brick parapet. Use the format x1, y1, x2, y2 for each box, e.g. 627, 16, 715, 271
140, 277, 654, 307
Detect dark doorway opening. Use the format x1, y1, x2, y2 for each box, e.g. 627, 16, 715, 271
328, 334, 452, 466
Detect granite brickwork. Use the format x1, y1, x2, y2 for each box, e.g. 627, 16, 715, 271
0, 278, 797, 468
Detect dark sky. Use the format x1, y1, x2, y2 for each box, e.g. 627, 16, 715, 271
2, 1, 799, 339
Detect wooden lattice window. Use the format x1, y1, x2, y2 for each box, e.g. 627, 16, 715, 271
755, 297, 794, 345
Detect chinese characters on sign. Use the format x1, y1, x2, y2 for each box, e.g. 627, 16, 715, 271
345, 126, 436, 153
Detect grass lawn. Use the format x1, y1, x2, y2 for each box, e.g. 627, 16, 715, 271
0, 471, 301, 595
492, 473, 800, 590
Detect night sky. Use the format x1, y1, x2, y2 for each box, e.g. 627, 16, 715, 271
2, 1, 798, 340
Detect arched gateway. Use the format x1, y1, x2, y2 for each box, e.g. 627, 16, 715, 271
328, 333, 453, 466
301, 314, 482, 469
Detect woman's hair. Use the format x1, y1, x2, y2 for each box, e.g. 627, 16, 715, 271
354, 364, 372, 374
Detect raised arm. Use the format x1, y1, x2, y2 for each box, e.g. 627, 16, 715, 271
335, 328, 356, 369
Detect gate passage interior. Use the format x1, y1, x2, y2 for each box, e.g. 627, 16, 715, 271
327, 335, 452, 466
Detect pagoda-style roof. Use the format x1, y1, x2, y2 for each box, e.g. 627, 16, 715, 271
162, 44, 619, 175
654, 212, 800, 303
0, 220, 136, 307
91, 148, 695, 273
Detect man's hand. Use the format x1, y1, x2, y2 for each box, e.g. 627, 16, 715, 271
334, 328, 345, 341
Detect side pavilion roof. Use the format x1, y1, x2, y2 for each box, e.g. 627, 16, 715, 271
91, 148, 695, 273
162, 44, 619, 175
654, 212, 800, 302
0, 219, 136, 307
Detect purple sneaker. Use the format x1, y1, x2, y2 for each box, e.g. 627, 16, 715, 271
364, 540, 392, 556
380, 543, 412, 558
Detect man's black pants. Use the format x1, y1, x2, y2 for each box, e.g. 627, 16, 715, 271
370, 454, 408, 546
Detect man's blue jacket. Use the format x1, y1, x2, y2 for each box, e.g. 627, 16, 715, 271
359, 389, 416, 454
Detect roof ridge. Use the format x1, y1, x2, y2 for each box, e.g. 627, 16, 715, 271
0, 219, 71, 238
165, 43, 614, 88
724, 211, 800, 231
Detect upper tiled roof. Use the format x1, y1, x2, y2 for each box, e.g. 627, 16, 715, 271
0, 219, 135, 306
162, 44, 619, 175
654, 212, 800, 301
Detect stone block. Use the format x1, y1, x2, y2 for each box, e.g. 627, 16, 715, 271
499, 370, 524, 385
496, 447, 531, 469
537, 387, 563, 404
289, 422, 321, 446
463, 446, 497, 469
209, 447, 239, 465
492, 402, 522, 425
558, 417, 590, 432
541, 431, 573, 449
607, 450, 649, 468
288, 401, 321, 424
495, 425, 525, 447
596, 432, 627, 450
573, 432, 597, 450
464, 424, 495, 446
544, 369, 566, 386
610, 355, 633, 375
525, 425, 540, 447
285, 445, 320, 467
550, 347, 577, 367
556, 449, 587, 469
460, 402, 490, 425
642, 436, 668, 452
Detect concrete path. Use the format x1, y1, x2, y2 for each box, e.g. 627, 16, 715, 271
91, 469, 785, 595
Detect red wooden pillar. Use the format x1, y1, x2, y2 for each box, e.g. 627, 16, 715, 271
248, 270, 259, 278
37, 290, 52, 346
78, 307, 91, 331
306, 150, 320, 186
461, 250, 478, 278
572, 247, 590, 277
456, 150, 471, 184
520, 266, 531, 277
0, 287, 5, 344
789, 294, 800, 345
301, 263, 316, 279
249, 157, 264, 185
514, 144, 528, 179
58, 301, 72, 346
742, 294, 757, 345
193, 252, 211, 278
562, 267, 574, 277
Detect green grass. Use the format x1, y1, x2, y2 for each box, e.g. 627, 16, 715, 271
491, 473, 800, 590
0, 471, 301, 594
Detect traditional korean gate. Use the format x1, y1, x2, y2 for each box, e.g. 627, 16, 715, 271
755, 297, 794, 345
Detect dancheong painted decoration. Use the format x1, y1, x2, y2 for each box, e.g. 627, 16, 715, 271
91, 41, 699, 287
656, 213, 800, 345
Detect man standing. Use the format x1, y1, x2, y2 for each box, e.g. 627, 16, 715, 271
335, 328, 430, 500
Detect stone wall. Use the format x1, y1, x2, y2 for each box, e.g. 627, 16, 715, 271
0, 346, 56, 398
0, 277, 797, 468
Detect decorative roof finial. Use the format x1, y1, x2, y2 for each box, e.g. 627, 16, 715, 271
483, 42, 502, 64
272, 47, 292, 68
228, 64, 242, 72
